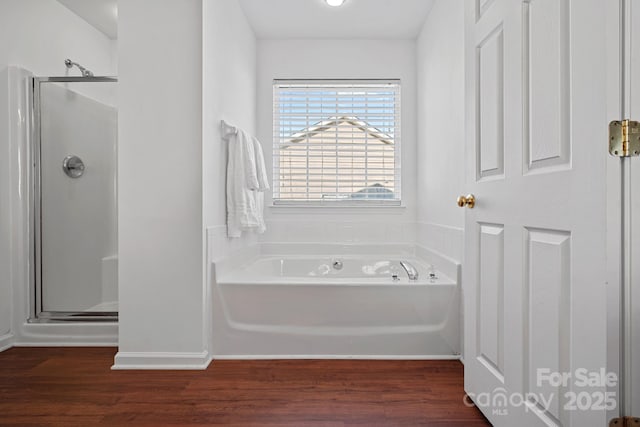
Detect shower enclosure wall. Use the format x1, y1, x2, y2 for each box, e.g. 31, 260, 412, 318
31, 76, 118, 321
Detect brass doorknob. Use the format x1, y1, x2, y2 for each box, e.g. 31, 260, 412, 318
457, 194, 476, 208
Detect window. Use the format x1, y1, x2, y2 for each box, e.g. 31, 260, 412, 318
273, 80, 401, 206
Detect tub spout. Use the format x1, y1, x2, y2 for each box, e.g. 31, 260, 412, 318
399, 261, 419, 281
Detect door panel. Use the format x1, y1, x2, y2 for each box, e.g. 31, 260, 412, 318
464, 0, 613, 425
524, 228, 571, 424
524, 0, 571, 172
477, 27, 505, 180
478, 223, 505, 382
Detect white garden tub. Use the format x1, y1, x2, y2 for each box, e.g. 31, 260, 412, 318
212, 248, 460, 358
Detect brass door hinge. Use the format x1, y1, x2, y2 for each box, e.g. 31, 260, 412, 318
609, 416, 640, 427
610, 119, 640, 157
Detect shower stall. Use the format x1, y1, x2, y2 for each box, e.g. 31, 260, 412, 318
30, 69, 118, 322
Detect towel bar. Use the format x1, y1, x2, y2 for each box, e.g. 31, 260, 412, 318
221, 120, 237, 138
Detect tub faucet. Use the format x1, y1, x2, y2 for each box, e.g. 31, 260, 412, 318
399, 261, 419, 281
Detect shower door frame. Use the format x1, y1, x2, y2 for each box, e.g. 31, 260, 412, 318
30, 76, 118, 322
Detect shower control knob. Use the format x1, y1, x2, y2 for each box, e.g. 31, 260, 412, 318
62, 155, 85, 178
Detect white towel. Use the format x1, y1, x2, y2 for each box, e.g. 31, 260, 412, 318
251, 136, 270, 191
250, 137, 268, 234
226, 129, 266, 238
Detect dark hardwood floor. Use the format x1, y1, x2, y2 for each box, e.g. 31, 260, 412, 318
0, 347, 490, 426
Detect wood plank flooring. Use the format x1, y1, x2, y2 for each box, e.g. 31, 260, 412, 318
0, 347, 490, 426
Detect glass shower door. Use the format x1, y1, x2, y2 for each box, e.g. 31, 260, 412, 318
34, 77, 117, 320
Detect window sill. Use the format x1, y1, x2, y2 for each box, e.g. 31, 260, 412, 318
269, 203, 406, 209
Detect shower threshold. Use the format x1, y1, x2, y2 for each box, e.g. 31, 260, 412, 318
30, 311, 118, 323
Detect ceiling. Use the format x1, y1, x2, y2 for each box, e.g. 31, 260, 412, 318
238, 0, 435, 39
57, 0, 118, 40
54, 0, 435, 41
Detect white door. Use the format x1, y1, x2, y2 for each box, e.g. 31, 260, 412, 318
464, 0, 618, 426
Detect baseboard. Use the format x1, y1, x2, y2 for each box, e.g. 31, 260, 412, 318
0, 333, 14, 352
112, 350, 212, 370
213, 354, 461, 360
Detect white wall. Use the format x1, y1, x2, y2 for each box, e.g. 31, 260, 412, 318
416, 0, 465, 261
0, 0, 117, 348
0, 0, 116, 76
256, 39, 417, 244
203, 0, 258, 262
115, 0, 206, 368
202, 0, 257, 357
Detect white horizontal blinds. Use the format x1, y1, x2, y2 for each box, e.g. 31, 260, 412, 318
273, 80, 401, 205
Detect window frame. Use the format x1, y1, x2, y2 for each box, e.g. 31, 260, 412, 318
272, 79, 402, 207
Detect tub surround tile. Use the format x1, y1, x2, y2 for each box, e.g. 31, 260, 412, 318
323, 222, 338, 242
402, 222, 418, 244
292, 223, 322, 242
259, 220, 418, 244
415, 245, 461, 284
417, 221, 464, 262
337, 223, 355, 242
258, 243, 415, 257
212, 245, 260, 279
353, 222, 384, 243
385, 223, 404, 243
207, 225, 258, 263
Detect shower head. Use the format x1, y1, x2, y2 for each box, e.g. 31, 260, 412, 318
64, 59, 94, 77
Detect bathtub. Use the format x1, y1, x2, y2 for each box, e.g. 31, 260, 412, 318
212, 247, 460, 359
